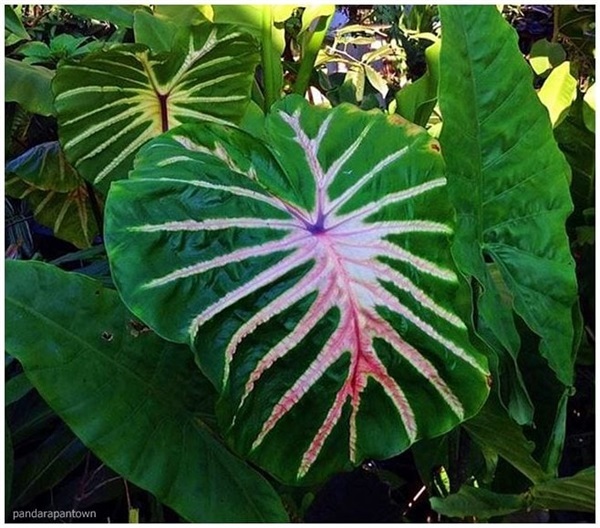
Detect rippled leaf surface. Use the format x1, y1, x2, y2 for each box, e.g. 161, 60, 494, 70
438, 6, 578, 389
106, 95, 489, 484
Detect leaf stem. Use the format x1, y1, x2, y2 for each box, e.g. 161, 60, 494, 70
261, 6, 279, 111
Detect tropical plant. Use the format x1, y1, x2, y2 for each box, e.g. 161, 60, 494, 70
5, 4, 594, 523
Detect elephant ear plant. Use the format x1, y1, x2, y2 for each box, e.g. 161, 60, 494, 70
104, 95, 490, 484
5, 5, 588, 523
53, 19, 259, 192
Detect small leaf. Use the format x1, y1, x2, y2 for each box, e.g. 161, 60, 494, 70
431, 485, 526, 519
529, 39, 566, 75
364, 63, 389, 97
300, 6, 335, 34
17, 41, 52, 64
5, 58, 54, 116
538, 61, 577, 127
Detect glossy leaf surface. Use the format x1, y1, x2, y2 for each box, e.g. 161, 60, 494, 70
106, 95, 489, 484
53, 22, 258, 191
438, 6, 578, 387
5, 261, 288, 522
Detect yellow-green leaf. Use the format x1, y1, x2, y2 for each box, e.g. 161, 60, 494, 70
538, 61, 577, 127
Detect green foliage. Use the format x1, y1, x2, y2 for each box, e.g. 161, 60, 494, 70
394, 40, 439, 126
431, 466, 595, 519
5, 260, 288, 522
4, 4, 593, 522
5, 58, 55, 116
5, 6, 30, 42
438, 6, 578, 396
53, 19, 259, 191
6, 142, 101, 248
538, 62, 578, 127
58, 5, 146, 29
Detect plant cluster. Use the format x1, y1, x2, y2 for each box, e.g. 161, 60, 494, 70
5, 4, 595, 523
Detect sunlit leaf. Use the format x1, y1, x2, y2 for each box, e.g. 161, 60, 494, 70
538, 61, 577, 127
53, 22, 259, 191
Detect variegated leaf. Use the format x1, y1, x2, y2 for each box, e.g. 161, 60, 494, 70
6, 142, 101, 248
105, 95, 490, 484
53, 22, 259, 192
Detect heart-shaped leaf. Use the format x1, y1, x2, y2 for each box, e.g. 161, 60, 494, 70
53, 22, 259, 191
105, 95, 490, 484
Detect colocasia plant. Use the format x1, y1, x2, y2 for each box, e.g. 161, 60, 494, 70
6, 5, 593, 523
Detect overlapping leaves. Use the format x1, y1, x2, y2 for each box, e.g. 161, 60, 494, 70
105, 96, 489, 484
53, 20, 259, 191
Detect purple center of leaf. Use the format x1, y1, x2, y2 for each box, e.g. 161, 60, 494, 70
307, 211, 327, 234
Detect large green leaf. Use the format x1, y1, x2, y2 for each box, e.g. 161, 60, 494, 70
53, 22, 259, 191
105, 94, 489, 485
5, 58, 54, 116
5, 261, 288, 522
438, 6, 578, 387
